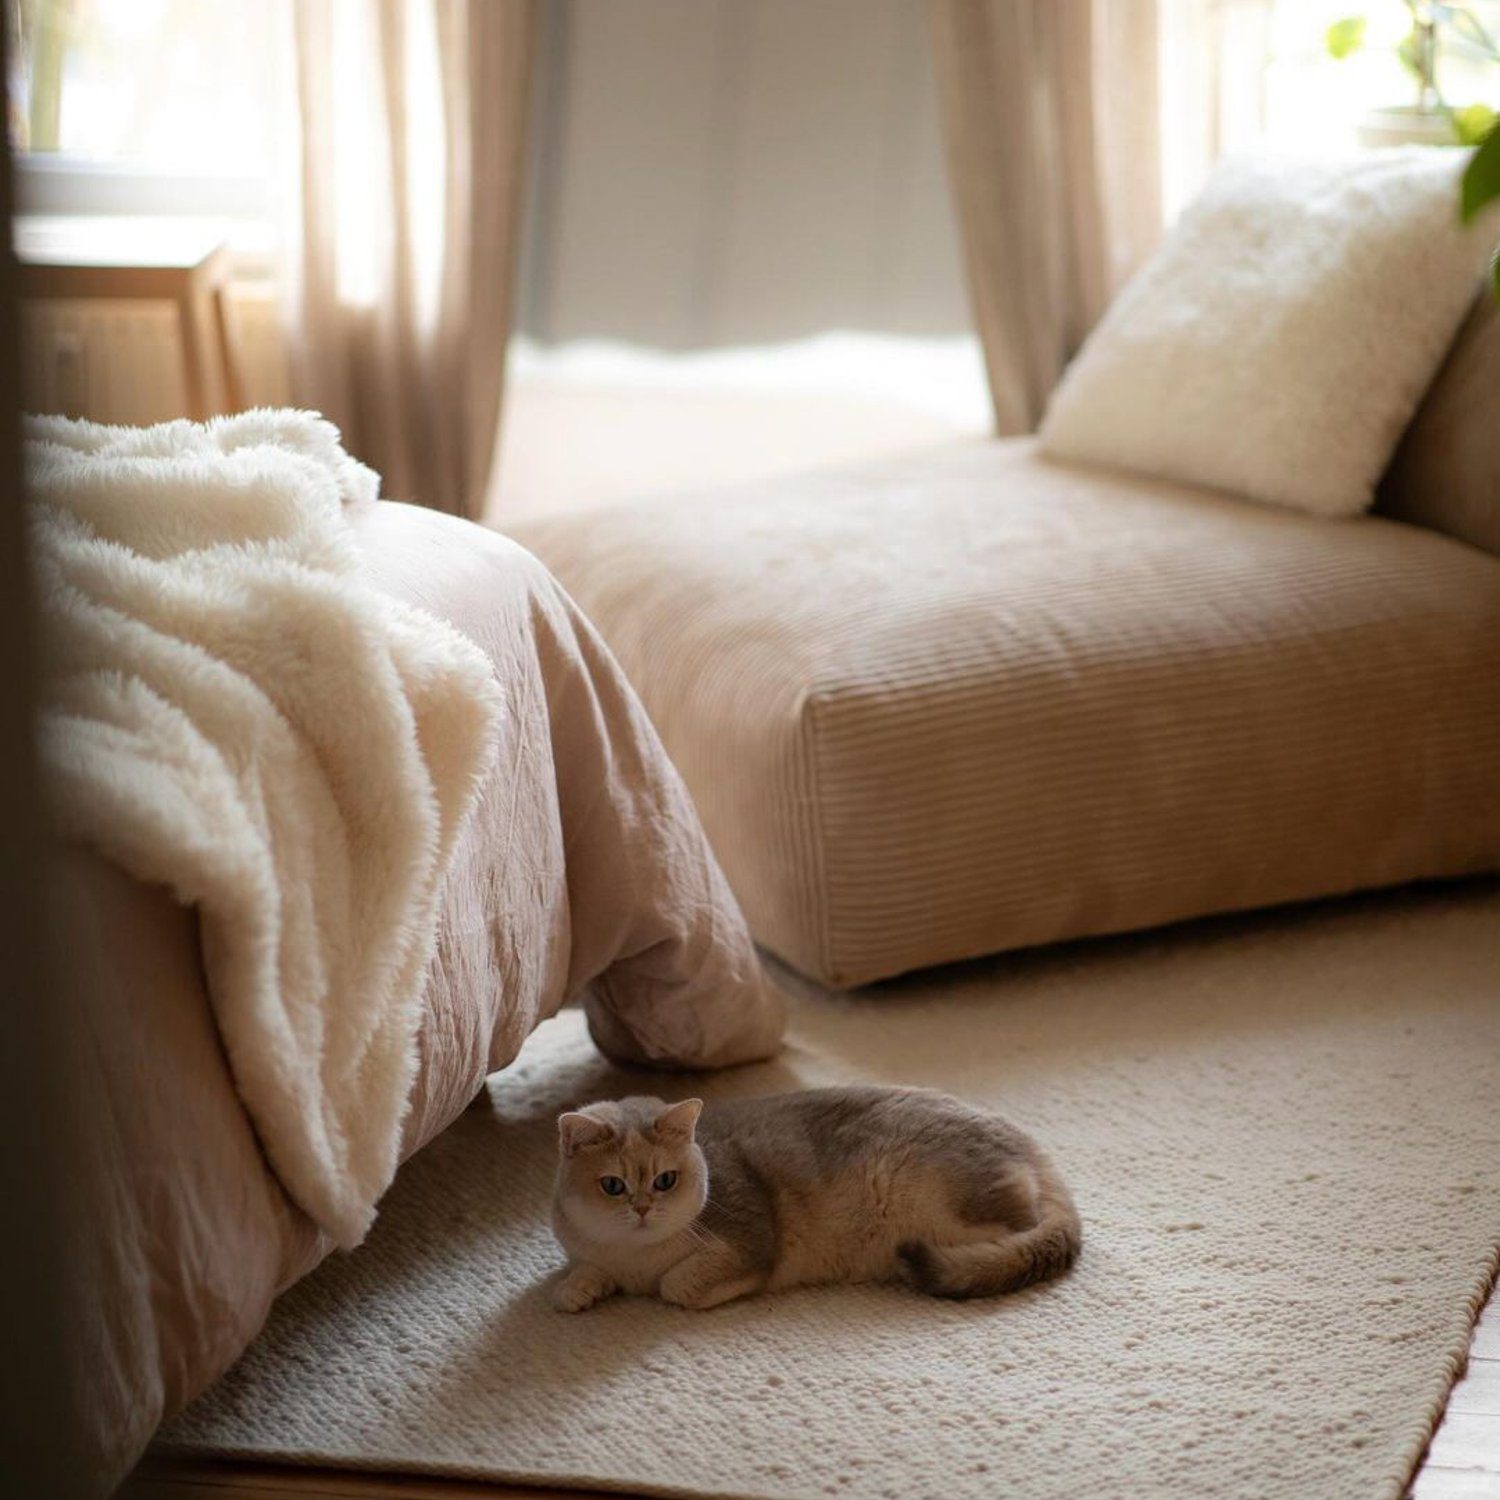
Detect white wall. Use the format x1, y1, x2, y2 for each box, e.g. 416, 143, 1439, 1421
517, 0, 971, 349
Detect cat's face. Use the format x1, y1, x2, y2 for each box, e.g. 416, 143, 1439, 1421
555, 1096, 708, 1247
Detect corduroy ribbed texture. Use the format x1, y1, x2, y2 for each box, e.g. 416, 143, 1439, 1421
1377, 290, 1500, 559
512, 439, 1500, 986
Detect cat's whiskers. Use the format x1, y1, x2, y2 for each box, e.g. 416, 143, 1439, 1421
683, 1208, 726, 1249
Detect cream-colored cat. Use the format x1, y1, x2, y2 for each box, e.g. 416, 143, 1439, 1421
550, 1087, 1079, 1312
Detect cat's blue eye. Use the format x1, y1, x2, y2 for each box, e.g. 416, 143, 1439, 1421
599, 1176, 626, 1196
653, 1171, 678, 1192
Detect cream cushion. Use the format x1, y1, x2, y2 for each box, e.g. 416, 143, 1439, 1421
1040, 151, 1490, 519
511, 440, 1500, 987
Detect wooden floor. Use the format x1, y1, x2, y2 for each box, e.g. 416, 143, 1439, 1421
122, 1465, 611, 1499
122, 1281, 1500, 1499
1412, 1284, 1500, 1499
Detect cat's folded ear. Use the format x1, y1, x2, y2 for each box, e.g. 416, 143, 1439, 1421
653, 1098, 703, 1143
558, 1110, 615, 1157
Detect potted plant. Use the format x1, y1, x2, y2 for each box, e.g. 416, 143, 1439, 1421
1327, 1, 1499, 146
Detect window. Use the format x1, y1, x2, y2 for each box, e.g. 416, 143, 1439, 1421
1262, 0, 1500, 151
1159, 0, 1500, 220
13, 0, 282, 228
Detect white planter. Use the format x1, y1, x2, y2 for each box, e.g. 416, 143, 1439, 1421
1356, 105, 1458, 148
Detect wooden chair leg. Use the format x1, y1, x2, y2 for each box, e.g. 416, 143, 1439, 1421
179, 272, 234, 420
176, 293, 213, 421
212, 283, 244, 414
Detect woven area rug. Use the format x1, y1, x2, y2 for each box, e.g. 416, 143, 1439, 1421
160, 884, 1500, 1500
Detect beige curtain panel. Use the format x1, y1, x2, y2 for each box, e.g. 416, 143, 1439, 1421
287, 0, 538, 518
929, 0, 1162, 434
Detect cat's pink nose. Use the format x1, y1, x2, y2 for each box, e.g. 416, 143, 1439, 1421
633, 1205, 650, 1219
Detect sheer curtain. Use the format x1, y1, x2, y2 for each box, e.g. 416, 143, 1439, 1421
1158, 0, 1273, 222
285, 0, 537, 518
928, 0, 1163, 435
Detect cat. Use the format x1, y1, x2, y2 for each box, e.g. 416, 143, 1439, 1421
549, 1086, 1080, 1312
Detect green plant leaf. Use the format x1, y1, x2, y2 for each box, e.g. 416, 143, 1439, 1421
1453, 102, 1498, 146
1398, 25, 1422, 77
1460, 120, 1500, 221
1325, 15, 1367, 58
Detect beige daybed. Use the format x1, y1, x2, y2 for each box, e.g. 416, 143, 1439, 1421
512, 299, 1500, 988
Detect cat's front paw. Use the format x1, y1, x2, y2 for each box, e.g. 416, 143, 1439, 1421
552, 1265, 614, 1313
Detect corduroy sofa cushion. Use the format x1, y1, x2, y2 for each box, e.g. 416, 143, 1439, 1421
510, 439, 1500, 987
1375, 290, 1500, 558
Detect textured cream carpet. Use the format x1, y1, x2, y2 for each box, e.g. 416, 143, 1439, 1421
160, 884, 1500, 1499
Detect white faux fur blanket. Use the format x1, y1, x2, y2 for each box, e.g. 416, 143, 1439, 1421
28, 411, 501, 1246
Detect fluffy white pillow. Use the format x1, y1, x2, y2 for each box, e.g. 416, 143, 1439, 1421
1039, 150, 1492, 518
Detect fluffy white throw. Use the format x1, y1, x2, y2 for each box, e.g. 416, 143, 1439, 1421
28, 411, 501, 1246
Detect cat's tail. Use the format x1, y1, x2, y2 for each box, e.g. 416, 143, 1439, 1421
897, 1162, 1081, 1299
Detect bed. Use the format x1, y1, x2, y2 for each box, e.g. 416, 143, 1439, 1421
54, 494, 784, 1489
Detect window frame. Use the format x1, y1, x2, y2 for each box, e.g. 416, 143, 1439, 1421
14, 155, 279, 273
